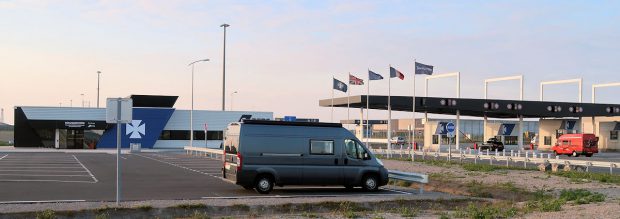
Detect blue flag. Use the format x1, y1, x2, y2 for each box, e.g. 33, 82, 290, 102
415, 62, 433, 75
333, 78, 348, 93
368, 70, 384, 80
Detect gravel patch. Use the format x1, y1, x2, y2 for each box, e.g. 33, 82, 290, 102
383, 159, 620, 199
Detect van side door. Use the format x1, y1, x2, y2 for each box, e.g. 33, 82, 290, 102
302, 140, 342, 185
342, 139, 369, 185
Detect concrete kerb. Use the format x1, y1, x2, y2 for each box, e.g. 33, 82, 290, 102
0, 192, 468, 215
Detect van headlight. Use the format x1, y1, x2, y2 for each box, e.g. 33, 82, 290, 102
376, 158, 384, 166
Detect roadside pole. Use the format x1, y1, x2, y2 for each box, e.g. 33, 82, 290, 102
106, 98, 132, 206
116, 98, 121, 205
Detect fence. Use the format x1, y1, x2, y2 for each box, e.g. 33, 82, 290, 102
372, 147, 620, 174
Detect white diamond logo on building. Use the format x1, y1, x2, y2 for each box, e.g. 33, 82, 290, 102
126, 120, 146, 139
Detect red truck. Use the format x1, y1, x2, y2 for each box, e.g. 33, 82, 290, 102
551, 134, 599, 157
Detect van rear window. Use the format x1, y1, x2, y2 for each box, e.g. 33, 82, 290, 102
310, 140, 334, 155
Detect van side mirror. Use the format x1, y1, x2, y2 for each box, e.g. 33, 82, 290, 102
363, 152, 370, 160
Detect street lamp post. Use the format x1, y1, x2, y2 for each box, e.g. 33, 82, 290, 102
220, 23, 230, 111
97, 71, 101, 108
81, 94, 84, 107
188, 59, 210, 148
230, 91, 238, 111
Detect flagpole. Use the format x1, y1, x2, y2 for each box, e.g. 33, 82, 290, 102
331, 76, 334, 123
412, 59, 417, 152
387, 65, 392, 158
366, 69, 370, 148
347, 73, 350, 123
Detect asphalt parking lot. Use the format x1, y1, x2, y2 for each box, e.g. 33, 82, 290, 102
0, 152, 413, 203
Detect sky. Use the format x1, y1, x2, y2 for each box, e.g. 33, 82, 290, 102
1, 0, 620, 125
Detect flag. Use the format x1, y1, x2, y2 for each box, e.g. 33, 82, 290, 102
349, 74, 364, 85
368, 70, 383, 80
333, 78, 348, 93
415, 62, 433, 75
390, 67, 405, 80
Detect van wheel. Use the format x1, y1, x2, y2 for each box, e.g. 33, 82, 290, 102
362, 175, 379, 191
255, 175, 274, 194
572, 151, 579, 157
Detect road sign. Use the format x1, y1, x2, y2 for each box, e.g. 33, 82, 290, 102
105, 97, 132, 206
106, 98, 133, 123
446, 122, 456, 137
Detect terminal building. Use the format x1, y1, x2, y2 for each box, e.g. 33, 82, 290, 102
322, 95, 620, 151
14, 95, 273, 149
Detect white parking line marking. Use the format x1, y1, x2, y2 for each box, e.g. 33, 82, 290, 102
381, 188, 413, 195
0, 167, 84, 169
0, 170, 88, 173
0, 174, 92, 177
0, 154, 7, 160
0, 200, 86, 204
0, 179, 97, 183
73, 155, 98, 183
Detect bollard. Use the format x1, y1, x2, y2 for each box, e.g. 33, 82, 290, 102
611, 164, 615, 175
490, 155, 493, 165
524, 152, 528, 168
486, 149, 490, 156
475, 155, 478, 164
510, 150, 514, 157
502, 150, 505, 157
506, 157, 509, 167
517, 150, 521, 158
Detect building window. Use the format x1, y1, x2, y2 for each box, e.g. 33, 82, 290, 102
544, 136, 552, 145
432, 135, 439, 144
310, 140, 334, 155
504, 136, 518, 145
611, 131, 618, 140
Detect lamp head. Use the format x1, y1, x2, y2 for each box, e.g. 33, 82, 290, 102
221, 23, 230, 28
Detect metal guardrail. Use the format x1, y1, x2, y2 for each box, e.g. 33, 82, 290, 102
373, 148, 620, 174
184, 146, 223, 159
388, 170, 429, 194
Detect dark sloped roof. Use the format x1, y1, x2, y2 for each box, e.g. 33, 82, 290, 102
129, 95, 178, 108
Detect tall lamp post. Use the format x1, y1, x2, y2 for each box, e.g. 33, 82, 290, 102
188, 59, 210, 148
97, 71, 101, 108
81, 94, 85, 107
220, 23, 230, 111
230, 91, 238, 111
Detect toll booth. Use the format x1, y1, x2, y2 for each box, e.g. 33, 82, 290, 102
538, 119, 581, 150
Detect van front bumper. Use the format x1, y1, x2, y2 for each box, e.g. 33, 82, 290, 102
379, 167, 389, 186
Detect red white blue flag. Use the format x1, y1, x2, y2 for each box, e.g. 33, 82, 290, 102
390, 67, 405, 80
349, 74, 364, 85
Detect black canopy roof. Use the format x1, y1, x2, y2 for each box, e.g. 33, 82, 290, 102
130, 95, 178, 108
319, 95, 620, 119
